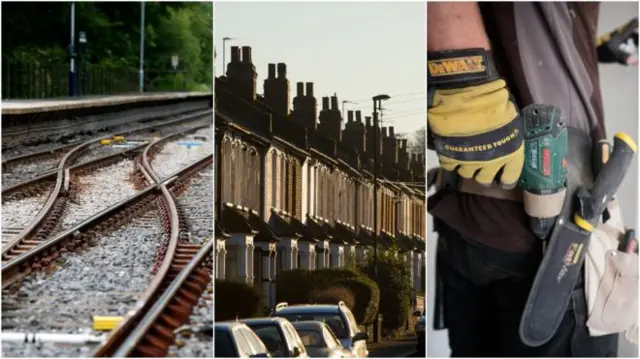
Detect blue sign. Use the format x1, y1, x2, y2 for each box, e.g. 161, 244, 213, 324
177, 141, 202, 149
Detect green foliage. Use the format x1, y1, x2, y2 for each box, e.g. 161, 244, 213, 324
2, 2, 212, 97
334, 277, 380, 325
311, 286, 356, 311
275, 268, 359, 304
363, 245, 412, 333
215, 280, 265, 321
275, 268, 380, 326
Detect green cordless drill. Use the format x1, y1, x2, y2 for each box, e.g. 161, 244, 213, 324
519, 104, 569, 239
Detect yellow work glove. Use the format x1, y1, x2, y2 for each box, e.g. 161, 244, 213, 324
427, 48, 524, 189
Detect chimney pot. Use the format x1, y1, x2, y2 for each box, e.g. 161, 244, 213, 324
277, 63, 286, 79
322, 97, 330, 110
268, 64, 276, 79
402, 139, 408, 148
296, 82, 304, 96
356, 111, 362, 122
382, 127, 388, 137
230, 46, 240, 63
241, 46, 252, 63
389, 126, 395, 137
306, 82, 314, 97
411, 153, 417, 162
330, 96, 338, 110
348, 110, 354, 122
365, 116, 371, 126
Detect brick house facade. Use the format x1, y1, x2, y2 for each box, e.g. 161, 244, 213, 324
215, 46, 426, 306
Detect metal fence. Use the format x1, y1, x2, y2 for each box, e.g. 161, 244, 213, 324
1, 59, 197, 99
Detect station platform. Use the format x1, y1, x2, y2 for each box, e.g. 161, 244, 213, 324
2, 92, 212, 115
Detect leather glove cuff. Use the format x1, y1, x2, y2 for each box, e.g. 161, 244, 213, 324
427, 48, 501, 90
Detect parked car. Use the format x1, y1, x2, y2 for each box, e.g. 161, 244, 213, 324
271, 301, 369, 358
215, 322, 271, 358
241, 317, 309, 358
413, 310, 425, 355
292, 321, 354, 358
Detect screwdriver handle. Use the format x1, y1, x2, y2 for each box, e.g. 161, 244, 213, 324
593, 140, 611, 177
574, 133, 637, 231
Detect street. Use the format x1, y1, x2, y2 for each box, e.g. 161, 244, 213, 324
368, 335, 422, 357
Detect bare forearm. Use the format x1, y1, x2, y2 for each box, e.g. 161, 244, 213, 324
427, 2, 491, 51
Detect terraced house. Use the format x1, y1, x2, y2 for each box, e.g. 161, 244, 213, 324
214, 46, 426, 307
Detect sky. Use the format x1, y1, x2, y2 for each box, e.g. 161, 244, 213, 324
214, 2, 426, 138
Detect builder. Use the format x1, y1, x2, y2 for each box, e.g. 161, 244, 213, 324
427, 2, 637, 357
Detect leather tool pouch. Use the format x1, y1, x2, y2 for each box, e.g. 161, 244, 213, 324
585, 198, 639, 344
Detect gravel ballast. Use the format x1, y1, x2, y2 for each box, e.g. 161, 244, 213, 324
152, 127, 213, 181
1, 212, 163, 358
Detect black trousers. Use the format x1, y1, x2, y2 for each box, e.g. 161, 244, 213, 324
435, 223, 619, 357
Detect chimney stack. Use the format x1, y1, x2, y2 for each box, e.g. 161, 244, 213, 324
330, 96, 339, 110
365, 116, 371, 127
226, 45, 257, 101
347, 110, 354, 122
322, 97, 330, 110
277, 63, 286, 79
292, 81, 317, 130
306, 82, 314, 97
268, 63, 276, 79
356, 111, 362, 122
242, 46, 252, 63
382, 127, 388, 138
296, 82, 304, 96
389, 126, 395, 138
230, 46, 240, 64
263, 61, 290, 118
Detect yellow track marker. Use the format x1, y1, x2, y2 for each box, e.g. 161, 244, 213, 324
93, 316, 123, 331
113, 136, 125, 143
100, 139, 112, 145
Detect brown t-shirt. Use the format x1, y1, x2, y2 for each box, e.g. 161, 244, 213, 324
428, 2, 606, 253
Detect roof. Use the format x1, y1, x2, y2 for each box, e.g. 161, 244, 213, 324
241, 317, 288, 326
215, 321, 247, 331
290, 321, 328, 331
274, 304, 343, 314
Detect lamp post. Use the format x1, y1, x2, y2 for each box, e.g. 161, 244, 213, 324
78, 31, 87, 95
341, 100, 356, 118
139, 1, 146, 93
68, 2, 76, 96
371, 94, 389, 342
222, 37, 235, 76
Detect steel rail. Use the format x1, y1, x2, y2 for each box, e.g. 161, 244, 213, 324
1, 155, 213, 289
1, 109, 212, 198
94, 129, 212, 357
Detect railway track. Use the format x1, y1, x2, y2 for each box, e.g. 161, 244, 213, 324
2, 109, 211, 191
1, 110, 212, 256
94, 127, 213, 357
1, 153, 213, 357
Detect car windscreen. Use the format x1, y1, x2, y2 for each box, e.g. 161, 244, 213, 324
214, 329, 237, 357
248, 324, 288, 357
297, 329, 325, 348
278, 313, 349, 339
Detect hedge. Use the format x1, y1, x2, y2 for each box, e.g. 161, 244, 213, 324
311, 286, 356, 310
363, 247, 412, 333
215, 280, 265, 321
275, 268, 379, 326
334, 277, 380, 325
275, 268, 359, 304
